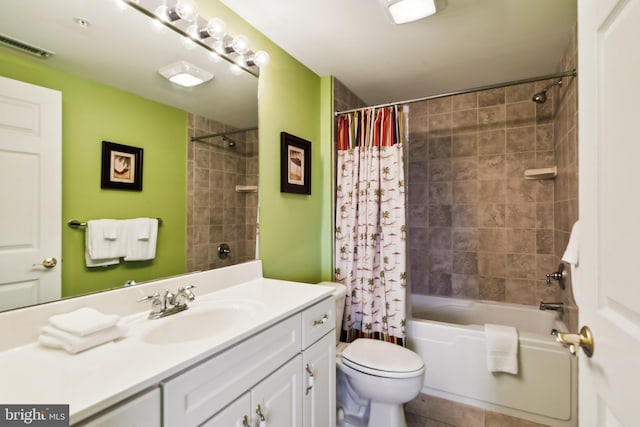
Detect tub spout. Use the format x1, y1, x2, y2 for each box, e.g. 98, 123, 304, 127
539, 301, 564, 314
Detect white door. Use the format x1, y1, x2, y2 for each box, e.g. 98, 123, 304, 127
0, 76, 61, 311
578, 1, 640, 425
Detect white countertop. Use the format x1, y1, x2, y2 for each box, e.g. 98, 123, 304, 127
0, 274, 333, 424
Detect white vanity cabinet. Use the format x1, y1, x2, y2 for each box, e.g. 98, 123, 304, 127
162, 296, 336, 427
73, 388, 161, 427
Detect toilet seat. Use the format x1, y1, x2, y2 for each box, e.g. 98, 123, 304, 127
340, 339, 425, 379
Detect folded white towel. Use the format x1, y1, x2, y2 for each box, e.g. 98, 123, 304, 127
39, 324, 127, 354
562, 220, 580, 265
84, 249, 119, 268
132, 217, 151, 240
48, 307, 121, 336
86, 219, 126, 263
485, 324, 519, 374
103, 220, 118, 240
124, 218, 158, 261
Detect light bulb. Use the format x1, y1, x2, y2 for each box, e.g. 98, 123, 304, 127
229, 64, 244, 76
208, 51, 222, 63
231, 35, 250, 55
154, 5, 169, 22
202, 18, 226, 40
181, 36, 197, 50
212, 40, 225, 54
168, 0, 198, 22
253, 51, 270, 67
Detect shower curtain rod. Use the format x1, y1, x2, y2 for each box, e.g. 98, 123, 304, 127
335, 68, 577, 116
191, 126, 258, 142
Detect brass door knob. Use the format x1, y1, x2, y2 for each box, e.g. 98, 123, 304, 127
552, 325, 594, 357
33, 257, 57, 269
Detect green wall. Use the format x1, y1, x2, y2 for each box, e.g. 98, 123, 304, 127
0, 49, 187, 297
201, 2, 334, 283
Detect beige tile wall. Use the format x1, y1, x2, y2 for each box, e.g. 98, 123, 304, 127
554, 25, 579, 331
186, 113, 258, 272
407, 82, 561, 304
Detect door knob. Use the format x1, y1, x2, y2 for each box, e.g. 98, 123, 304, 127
552, 325, 594, 357
33, 257, 57, 269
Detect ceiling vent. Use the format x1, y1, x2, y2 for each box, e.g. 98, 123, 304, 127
0, 33, 54, 58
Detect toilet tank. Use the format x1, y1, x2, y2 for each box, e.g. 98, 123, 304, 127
318, 281, 346, 343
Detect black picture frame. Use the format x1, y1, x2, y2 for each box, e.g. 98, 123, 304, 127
280, 132, 311, 194
101, 141, 143, 191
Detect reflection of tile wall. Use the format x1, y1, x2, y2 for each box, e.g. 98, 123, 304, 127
333, 78, 367, 112
186, 113, 258, 272
408, 82, 559, 304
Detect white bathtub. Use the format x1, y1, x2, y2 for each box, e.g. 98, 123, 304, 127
407, 295, 577, 427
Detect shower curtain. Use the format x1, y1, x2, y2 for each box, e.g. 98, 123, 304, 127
334, 106, 407, 346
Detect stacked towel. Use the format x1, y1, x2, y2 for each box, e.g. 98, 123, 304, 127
38, 308, 127, 354
485, 324, 519, 374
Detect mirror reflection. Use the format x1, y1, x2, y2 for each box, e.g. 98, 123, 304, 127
0, 0, 259, 312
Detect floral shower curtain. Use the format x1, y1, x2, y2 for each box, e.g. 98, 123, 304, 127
334, 106, 407, 346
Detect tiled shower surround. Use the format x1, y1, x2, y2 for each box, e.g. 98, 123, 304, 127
186, 113, 258, 272
406, 81, 563, 305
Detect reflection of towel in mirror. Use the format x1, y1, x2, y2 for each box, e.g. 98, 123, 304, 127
39, 324, 127, 354
85, 219, 126, 267
124, 218, 158, 261
485, 323, 519, 374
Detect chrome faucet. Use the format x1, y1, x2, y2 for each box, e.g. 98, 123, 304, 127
539, 301, 564, 315
138, 285, 197, 319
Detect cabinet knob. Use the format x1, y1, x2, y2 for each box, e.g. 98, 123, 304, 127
242, 415, 251, 427
305, 363, 315, 395
313, 314, 329, 326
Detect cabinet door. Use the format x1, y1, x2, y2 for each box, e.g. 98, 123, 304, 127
251, 355, 302, 427
200, 393, 250, 427
302, 332, 336, 427
74, 388, 160, 427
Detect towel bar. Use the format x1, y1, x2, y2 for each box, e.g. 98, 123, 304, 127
67, 218, 163, 228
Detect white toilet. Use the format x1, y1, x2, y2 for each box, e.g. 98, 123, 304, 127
321, 282, 425, 427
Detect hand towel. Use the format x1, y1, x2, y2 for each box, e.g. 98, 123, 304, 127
131, 217, 151, 240
485, 324, 519, 374
124, 218, 158, 261
561, 221, 580, 265
86, 219, 126, 266
48, 307, 121, 336
39, 324, 127, 354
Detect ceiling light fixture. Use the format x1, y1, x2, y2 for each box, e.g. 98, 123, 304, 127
385, 0, 437, 24
158, 60, 213, 87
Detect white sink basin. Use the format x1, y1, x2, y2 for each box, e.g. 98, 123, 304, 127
142, 300, 265, 345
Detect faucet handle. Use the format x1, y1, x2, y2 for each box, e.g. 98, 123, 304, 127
137, 292, 160, 303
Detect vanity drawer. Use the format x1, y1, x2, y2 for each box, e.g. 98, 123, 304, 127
301, 297, 334, 349
162, 314, 301, 427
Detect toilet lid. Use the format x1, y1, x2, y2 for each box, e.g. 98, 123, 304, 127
341, 339, 424, 379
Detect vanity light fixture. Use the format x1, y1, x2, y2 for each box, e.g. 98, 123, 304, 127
385, 0, 437, 24
121, 0, 269, 77
158, 60, 213, 87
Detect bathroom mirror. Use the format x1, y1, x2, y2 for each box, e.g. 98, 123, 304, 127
0, 0, 259, 311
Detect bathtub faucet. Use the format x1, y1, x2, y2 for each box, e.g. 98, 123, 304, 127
539, 301, 564, 315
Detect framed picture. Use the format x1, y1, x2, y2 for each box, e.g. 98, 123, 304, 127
280, 132, 311, 194
101, 141, 143, 191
